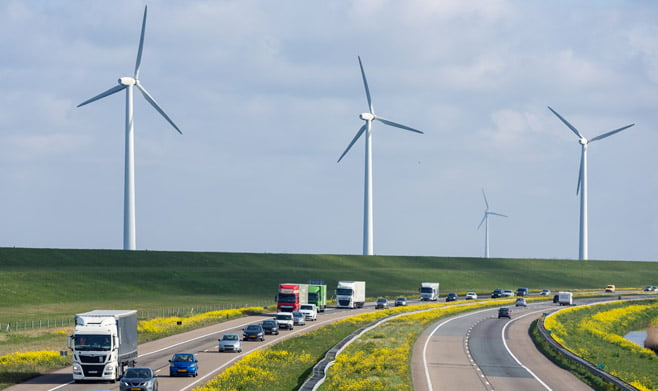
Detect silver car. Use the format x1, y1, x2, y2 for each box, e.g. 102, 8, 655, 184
119, 367, 158, 391
292, 311, 306, 325
218, 333, 242, 353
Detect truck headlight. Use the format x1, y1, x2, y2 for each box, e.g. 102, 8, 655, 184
72, 363, 82, 374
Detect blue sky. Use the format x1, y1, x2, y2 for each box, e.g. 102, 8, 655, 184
2, 0, 657, 261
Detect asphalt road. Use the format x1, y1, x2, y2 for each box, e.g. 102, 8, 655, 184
4, 306, 372, 391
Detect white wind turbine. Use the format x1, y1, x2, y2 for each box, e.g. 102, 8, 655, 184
548, 106, 634, 260
338, 56, 423, 256
477, 189, 507, 258
78, 6, 182, 251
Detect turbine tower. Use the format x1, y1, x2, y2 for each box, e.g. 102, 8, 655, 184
477, 189, 507, 258
548, 106, 633, 260
338, 56, 423, 256
78, 6, 182, 250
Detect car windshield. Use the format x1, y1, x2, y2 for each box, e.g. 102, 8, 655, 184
262, 320, 275, 325
246, 325, 261, 331
124, 368, 151, 378
300, 305, 313, 310
397, 297, 406, 301
293, 312, 303, 317
172, 354, 193, 362
223, 334, 238, 340
276, 314, 292, 320
377, 299, 387, 303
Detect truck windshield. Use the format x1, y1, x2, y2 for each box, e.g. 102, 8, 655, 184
278, 293, 297, 303
336, 288, 353, 296
420, 287, 434, 293
73, 334, 111, 351
308, 293, 318, 301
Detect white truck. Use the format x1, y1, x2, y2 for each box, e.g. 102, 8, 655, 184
68, 310, 138, 382
299, 303, 318, 321
335, 281, 366, 309
558, 291, 573, 306
420, 282, 440, 301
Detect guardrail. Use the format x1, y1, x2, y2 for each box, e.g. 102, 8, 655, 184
538, 312, 640, 391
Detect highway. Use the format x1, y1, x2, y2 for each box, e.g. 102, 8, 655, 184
4, 306, 372, 391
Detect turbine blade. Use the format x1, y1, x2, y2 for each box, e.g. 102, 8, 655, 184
134, 5, 148, 79
135, 82, 182, 134
77, 84, 127, 107
375, 116, 423, 134
576, 150, 584, 195
338, 124, 367, 163
358, 56, 374, 114
481, 188, 489, 209
477, 214, 487, 230
548, 106, 583, 139
488, 212, 508, 218
589, 123, 634, 143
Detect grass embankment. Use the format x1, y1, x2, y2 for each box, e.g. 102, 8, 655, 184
543, 299, 658, 390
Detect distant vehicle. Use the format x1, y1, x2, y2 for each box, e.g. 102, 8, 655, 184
261, 319, 279, 335
375, 298, 390, 309
336, 281, 366, 309
446, 292, 458, 302
395, 297, 407, 306
119, 367, 158, 391
502, 289, 515, 297
169, 353, 198, 377
540, 289, 551, 296
243, 324, 265, 341
420, 282, 440, 301
274, 312, 294, 330
292, 311, 306, 325
644, 286, 657, 292
515, 298, 527, 307
605, 284, 616, 293
516, 288, 529, 296
465, 292, 478, 300
218, 333, 242, 352
277, 283, 309, 312
553, 294, 559, 303
299, 304, 318, 321
498, 307, 511, 319
307, 283, 327, 312
558, 291, 573, 306
491, 288, 503, 298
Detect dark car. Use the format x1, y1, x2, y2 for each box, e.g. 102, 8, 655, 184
119, 367, 158, 391
261, 319, 279, 335
498, 307, 511, 319
242, 324, 265, 341
553, 294, 559, 304
168, 352, 198, 377
395, 297, 408, 307
516, 288, 529, 296
491, 288, 503, 298
375, 298, 390, 309
446, 292, 458, 302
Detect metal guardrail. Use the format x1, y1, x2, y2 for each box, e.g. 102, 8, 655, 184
538, 312, 640, 391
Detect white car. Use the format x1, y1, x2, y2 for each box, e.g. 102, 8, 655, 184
274, 312, 294, 330
299, 304, 317, 321
465, 292, 478, 300
502, 289, 515, 297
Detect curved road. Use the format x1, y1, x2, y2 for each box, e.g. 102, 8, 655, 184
412, 300, 593, 391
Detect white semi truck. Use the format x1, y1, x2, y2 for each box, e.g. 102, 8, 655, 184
420, 282, 440, 301
68, 310, 138, 382
335, 281, 366, 309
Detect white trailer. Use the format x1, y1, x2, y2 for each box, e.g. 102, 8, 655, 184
68, 310, 138, 382
420, 282, 440, 301
558, 291, 573, 306
335, 281, 366, 309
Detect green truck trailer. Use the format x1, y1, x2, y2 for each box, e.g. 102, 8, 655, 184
307, 281, 327, 312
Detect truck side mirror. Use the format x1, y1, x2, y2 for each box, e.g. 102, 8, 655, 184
67, 336, 73, 349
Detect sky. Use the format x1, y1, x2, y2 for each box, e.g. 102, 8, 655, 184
2, 0, 658, 261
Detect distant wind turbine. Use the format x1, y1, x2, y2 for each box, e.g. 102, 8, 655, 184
338, 56, 423, 256
477, 189, 507, 258
78, 6, 182, 251
548, 106, 634, 260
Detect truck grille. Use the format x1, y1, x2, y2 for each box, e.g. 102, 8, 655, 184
81, 364, 105, 377
79, 355, 106, 363
338, 299, 351, 306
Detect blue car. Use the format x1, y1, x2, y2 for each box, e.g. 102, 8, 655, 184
169, 352, 198, 377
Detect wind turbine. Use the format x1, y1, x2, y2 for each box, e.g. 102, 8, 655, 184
548, 106, 634, 260
78, 6, 182, 251
338, 56, 423, 256
477, 189, 507, 258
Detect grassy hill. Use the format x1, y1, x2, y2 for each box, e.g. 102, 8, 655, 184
1, 247, 657, 321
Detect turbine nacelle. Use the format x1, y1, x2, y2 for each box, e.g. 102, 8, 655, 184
119, 77, 137, 86
579, 137, 588, 145
360, 112, 375, 121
